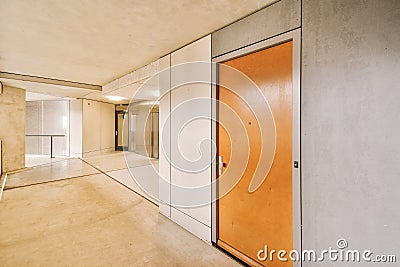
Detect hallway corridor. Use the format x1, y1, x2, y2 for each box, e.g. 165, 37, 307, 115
1, 0, 399, 266
0, 154, 239, 266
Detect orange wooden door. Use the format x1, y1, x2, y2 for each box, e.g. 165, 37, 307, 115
217, 41, 293, 267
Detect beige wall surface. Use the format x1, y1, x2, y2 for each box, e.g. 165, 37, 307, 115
69, 99, 83, 157
82, 99, 114, 156
83, 100, 101, 153
0, 85, 25, 172
0, 140, 2, 175
100, 101, 115, 151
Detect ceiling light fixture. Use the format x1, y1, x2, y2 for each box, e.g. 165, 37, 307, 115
106, 95, 127, 101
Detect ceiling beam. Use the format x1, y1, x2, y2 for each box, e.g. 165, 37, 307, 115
0, 72, 102, 91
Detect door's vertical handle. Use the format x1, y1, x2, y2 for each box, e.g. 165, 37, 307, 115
218, 155, 223, 176
115, 130, 118, 136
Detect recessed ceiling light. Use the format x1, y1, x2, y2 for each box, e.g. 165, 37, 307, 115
106, 95, 127, 101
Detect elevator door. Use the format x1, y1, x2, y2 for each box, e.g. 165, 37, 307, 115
217, 41, 293, 266
116, 111, 128, 151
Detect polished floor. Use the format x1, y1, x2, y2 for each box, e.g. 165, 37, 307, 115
25, 154, 67, 168
6, 158, 99, 189
0, 152, 240, 266
83, 151, 160, 204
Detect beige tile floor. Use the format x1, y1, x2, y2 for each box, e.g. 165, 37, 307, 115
84, 151, 159, 204
0, 153, 240, 267
83, 151, 158, 173
6, 158, 100, 189
106, 165, 159, 205
25, 154, 68, 168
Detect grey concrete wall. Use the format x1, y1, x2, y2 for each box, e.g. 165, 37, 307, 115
302, 0, 400, 264
211, 0, 300, 58
0, 85, 25, 171
210, 0, 400, 262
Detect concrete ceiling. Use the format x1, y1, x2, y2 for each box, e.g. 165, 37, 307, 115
26, 92, 65, 101
0, 0, 276, 86
1, 78, 143, 104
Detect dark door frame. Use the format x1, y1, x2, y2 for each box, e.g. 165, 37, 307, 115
115, 109, 128, 151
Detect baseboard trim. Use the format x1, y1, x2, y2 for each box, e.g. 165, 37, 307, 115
217, 239, 264, 267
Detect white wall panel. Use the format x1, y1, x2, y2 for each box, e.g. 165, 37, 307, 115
170, 208, 212, 242
25, 101, 41, 154
158, 54, 171, 217
42, 101, 69, 156
69, 99, 83, 158
170, 35, 212, 241
25, 100, 69, 157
